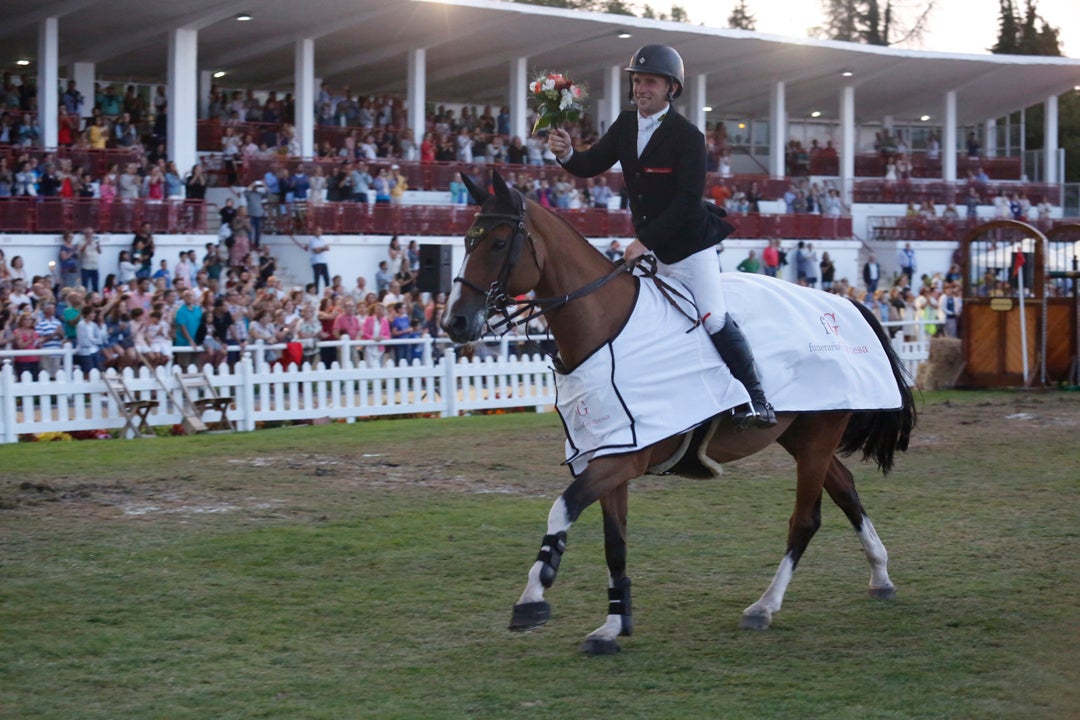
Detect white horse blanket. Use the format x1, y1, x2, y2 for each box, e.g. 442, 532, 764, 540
554, 272, 904, 476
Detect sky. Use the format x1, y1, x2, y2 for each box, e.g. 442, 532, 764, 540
669, 0, 1077, 57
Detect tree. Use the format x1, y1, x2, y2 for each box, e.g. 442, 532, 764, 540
992, 0, 1061, 55
728, 0, 757, 30
814, 0, 933, 47
991, 0, 1074, 182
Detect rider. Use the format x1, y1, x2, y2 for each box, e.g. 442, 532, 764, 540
547, 44, 775, 428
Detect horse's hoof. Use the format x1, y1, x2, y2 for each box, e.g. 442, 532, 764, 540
509, 601, 551, 631
740, 611, 772, 630
581, 637, 621, 655
868, 586, 896, 600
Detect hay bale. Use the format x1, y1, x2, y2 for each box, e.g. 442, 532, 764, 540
916, 337, 964, 390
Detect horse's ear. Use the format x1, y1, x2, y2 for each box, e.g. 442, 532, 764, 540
461, 173, 490, 205
491, 170, 512, 204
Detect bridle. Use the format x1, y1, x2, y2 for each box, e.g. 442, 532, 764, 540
452, 189, 700, 339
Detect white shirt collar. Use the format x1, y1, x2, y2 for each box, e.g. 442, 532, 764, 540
638, 104, 670, 127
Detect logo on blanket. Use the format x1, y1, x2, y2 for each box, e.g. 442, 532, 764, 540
810, 310, 870, 355
576, 400, 589, 417
819, 312, 840, 336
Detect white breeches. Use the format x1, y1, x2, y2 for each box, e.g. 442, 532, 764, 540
657, 247, 727, 334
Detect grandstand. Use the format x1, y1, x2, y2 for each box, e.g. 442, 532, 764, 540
2, 0, 1078, 301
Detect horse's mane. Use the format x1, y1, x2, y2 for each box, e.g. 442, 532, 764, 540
519, 193, 615, 267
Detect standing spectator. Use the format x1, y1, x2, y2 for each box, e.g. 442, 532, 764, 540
897, 243, 917, 285
604, 241, 624, 262
78, 228, 101, 293
75, 307, 106, 374
374, 260, 393, 295
12, 312, 41, 378
373, 168, 394, 204
819, 252, 836, 291
288, 226, 331, 292
244, 181, 268, 248
591, 176, 614, 209
173, 290, 203, 369
361, 302, 390, 368
966, 132, 981, 159
736, 250, 761, 274
58, 232, 80, 289
131, 222, 155, 279
118, 164, 141, 199
389, 165, 408, 206
331, 298, 363, 366
762, 239, 780, 278
862, 254, 881, 294
389, 302, 413, 364
35, 302, 65, 379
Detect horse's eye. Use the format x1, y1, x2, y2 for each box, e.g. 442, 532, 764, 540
493, 238, 508, 250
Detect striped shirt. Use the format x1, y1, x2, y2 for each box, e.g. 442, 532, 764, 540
35, 316, 64, 348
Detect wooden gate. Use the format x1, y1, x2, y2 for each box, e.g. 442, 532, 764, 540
960, 220, 1046, 387
1045, 224, 1080, 385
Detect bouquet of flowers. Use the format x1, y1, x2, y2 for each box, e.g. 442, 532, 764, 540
530, 71, 588, 134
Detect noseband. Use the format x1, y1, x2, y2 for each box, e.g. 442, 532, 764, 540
453, 191, 538, 332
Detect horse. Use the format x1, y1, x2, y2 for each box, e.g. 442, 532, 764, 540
441, 170, 916, 655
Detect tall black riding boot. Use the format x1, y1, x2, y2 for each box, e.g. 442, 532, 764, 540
710, 314, 777, 430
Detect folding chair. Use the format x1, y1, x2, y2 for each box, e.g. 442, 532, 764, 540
104, 374, 160, 438
175, 371, 236, 433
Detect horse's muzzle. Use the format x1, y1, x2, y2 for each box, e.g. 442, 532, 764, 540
441, 309, 485, 343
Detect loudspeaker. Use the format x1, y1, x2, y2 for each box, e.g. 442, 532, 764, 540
418, 244, 453, 296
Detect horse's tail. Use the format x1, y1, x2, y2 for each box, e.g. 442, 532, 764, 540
837, 299, 917, 475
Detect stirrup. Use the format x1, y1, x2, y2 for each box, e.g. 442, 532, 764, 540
732, 401, 776, 430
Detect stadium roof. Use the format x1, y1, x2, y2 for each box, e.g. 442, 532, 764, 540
3, 0, 1080, 126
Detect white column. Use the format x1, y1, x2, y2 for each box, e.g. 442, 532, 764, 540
688, 73, 706, 133
199, 70, 212, 119
984, 118, 997, 157
38, 17, 59, 148
72, 62, 95, 116
839, 85, 855, 206
1044, 94, 1058, 184
167, 27, 198, 176
294, 38, 315, 159
508, 56, 527, 141
943, 91, 957, 181
768, 80, 786, 178
603, 64, 622, 134
408, 48, 427, 150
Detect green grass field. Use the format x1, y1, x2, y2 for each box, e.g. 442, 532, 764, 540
2, 390, 1078, 719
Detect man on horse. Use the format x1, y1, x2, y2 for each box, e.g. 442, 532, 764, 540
547, 44, 775, 428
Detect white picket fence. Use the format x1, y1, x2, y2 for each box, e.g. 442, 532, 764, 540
0, 348, 557, 442
0, 332, 929, 443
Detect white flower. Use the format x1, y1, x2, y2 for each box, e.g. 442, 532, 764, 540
542, 78, 556, 92
559, 89, 574, 110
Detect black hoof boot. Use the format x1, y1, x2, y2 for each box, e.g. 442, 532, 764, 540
509, 601, 551, 631
581, 637, 621, 655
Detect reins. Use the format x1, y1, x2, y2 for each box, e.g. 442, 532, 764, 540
453, 189, 703, 348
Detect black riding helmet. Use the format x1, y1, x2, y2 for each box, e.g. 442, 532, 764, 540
624, 44, 684, 101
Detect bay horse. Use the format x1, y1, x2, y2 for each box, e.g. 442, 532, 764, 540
441, 170, 915, 654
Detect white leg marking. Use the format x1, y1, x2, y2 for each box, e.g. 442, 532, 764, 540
516, 497, 573, 606
744, 553, 796, 619
857, 516, 894, 591
585, 615, 623, 642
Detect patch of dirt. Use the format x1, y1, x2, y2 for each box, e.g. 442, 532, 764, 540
3, 392, 1078, 523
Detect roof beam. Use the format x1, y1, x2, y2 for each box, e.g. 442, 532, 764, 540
0, 0, 97, 40
62, 1, 250, 64
207, 4, 401, 70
